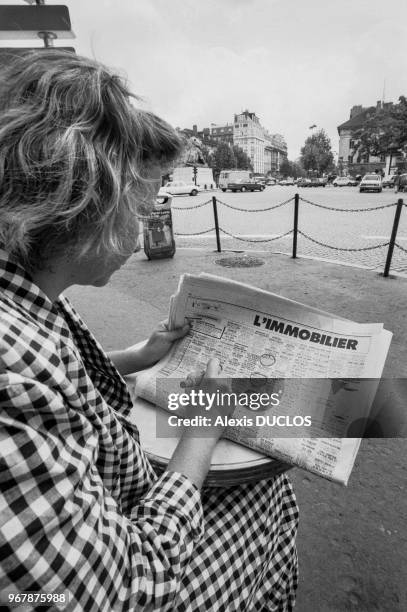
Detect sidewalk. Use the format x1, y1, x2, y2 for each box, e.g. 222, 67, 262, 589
66, 248, 407, 612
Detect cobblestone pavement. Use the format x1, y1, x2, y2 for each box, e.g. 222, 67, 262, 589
168, 186, 407, 276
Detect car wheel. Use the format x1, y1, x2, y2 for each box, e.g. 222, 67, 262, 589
221, 188, 227, 192
378, 188, 382, 192
359, 188, 363, 193
261, 186, 265, 191
241, 186, 246, 192
190, 189, 198, 196
334, 184, 338, 187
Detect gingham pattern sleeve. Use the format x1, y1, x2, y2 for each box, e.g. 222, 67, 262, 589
0, 374, 204, 611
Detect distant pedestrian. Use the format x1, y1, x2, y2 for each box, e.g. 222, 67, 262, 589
394, 171, 402, 193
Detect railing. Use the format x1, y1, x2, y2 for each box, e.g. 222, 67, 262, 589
171, 194, 406, 277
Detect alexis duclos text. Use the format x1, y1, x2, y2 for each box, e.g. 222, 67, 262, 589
166, 389, 312, 428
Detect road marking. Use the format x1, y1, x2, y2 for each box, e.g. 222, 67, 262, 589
363, 235, 407, 241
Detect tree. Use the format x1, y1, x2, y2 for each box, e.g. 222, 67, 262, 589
300, 129, 335, 175
214, 142, 236, 173
232, 145, 253, 171
353, 97, 407, 164
279, 159, 305, 179
279, 158, 292, 177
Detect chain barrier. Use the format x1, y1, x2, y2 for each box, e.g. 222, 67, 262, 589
298, 195, 398, 213
171, 199, 212, 211
219, 228, 293, 243
297, 230, 389, 252
153, 192, 406, 273
216, 197, 293, 213
174, 227, 215, 236
395, 243, 407, 254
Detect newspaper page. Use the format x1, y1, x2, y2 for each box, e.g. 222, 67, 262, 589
135, 273, 392, 484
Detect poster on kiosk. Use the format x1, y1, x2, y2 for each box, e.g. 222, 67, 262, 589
143, 195, 176, 260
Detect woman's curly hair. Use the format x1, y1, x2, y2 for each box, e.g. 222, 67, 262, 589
0, 50, 183, 271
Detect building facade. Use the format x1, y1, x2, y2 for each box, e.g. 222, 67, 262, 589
209, 123, 234, 145
182, 111, 287, 175
337, 102, 396, 175
233, 110, 287, 174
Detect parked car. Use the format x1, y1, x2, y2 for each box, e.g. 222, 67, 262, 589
297, 178, 328, 187
297, 178, 311, 187
278, 178, 295, 186
333, 176, 358, 187
226, 179, 265, 192
382, 174, 396, 188
359, 174, 382, 193
158, 181, 200, 196
266, 178, 276, 185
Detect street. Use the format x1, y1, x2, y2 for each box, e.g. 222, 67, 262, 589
169, 185, 407, 275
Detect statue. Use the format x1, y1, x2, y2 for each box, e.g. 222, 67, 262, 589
179, 136, 207, 166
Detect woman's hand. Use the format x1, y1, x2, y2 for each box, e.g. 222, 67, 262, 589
180, 358, 235, 439
139, 320, 190, 368
168, 358, 236, 488
107, 320, 190, 375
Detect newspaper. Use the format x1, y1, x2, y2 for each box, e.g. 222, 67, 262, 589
135, 273, 392, 485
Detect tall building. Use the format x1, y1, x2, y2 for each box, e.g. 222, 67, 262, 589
182, 112, 287, 175
233, 110, 287, 174
264, 132, 287, 175
233, 111, 265, 173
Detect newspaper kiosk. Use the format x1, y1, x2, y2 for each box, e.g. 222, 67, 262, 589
143, 195, 176, 260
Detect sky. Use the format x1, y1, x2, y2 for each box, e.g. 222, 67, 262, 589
2, 0, 407, 159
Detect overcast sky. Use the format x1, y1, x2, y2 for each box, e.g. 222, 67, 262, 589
2, 0, 407, 159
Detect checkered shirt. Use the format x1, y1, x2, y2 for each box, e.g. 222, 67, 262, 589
0, 249, 298, 611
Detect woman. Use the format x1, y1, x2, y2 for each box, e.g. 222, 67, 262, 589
0, 51, 298, 611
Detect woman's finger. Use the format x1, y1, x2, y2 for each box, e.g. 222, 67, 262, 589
180, 368, 205, 388
205, 357, 221, 378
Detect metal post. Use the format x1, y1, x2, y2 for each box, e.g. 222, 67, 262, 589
292, 193, 299, 258
212, 196, 221, 253
383, 199, 403, 277
38, 31, 56, 47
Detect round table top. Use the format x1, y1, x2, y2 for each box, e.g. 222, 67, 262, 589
129, 396, 292, 487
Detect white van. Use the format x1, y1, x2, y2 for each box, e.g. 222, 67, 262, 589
218, 170, 252, 191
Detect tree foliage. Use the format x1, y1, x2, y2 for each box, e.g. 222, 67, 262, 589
203, 143, 253, 178
353, 97, 407, 160
232, 145, 253, 170
300, 129, 334, 174
214, 142, 236, 172
279, 159, 305, 178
